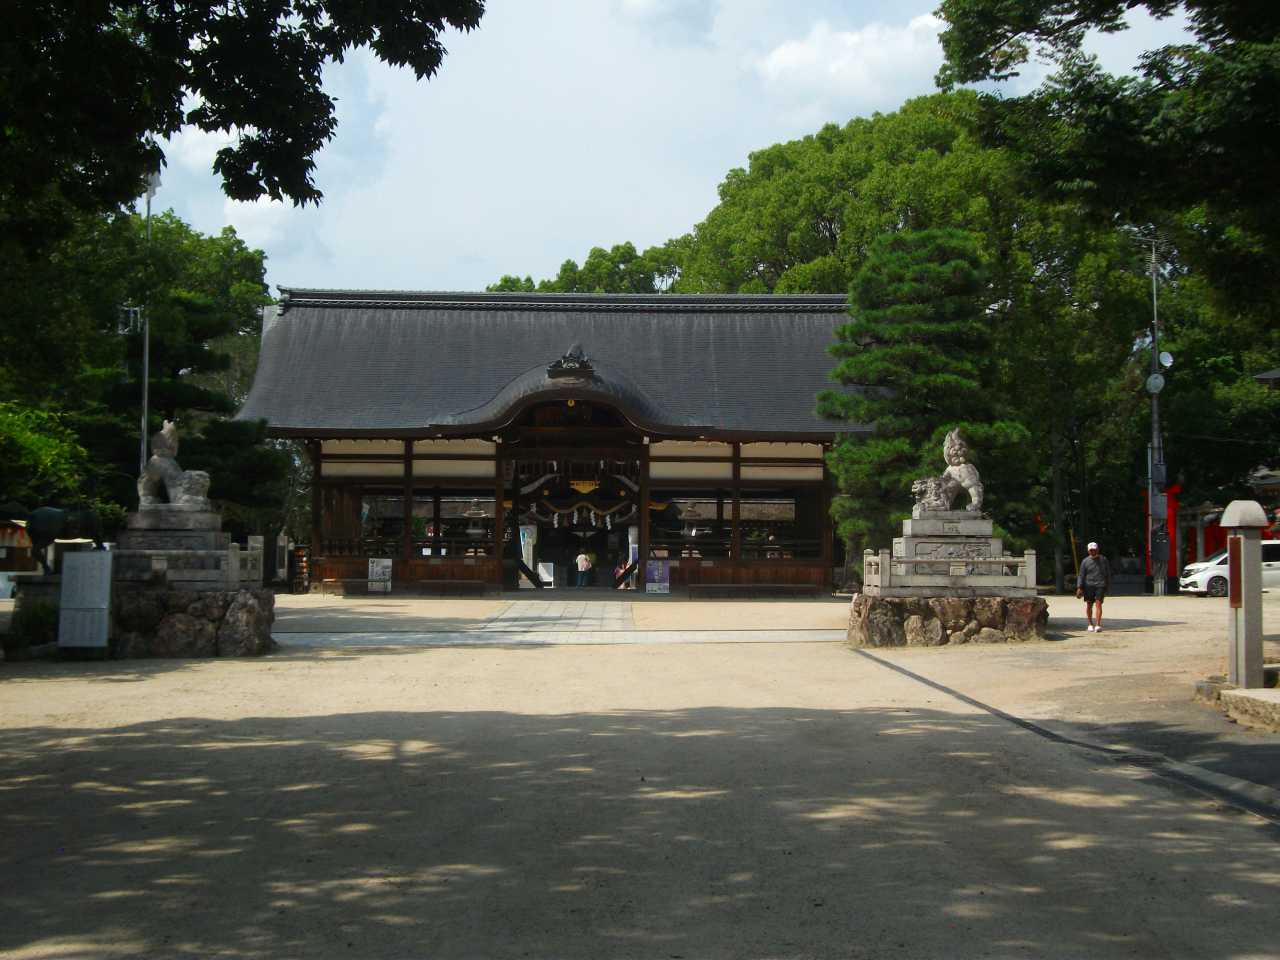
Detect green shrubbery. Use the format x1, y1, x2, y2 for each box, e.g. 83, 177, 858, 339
3, 600, 59, 658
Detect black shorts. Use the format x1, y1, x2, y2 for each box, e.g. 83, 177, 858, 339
1082, 584, 1106, 603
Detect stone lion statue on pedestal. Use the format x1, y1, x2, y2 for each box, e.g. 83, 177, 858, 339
138, 421, 212, 509
911, 429, 984, 514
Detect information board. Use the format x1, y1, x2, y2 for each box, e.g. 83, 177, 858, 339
368, 557, 393, 593
645, 559, 670, 594
59, 551, 113, 648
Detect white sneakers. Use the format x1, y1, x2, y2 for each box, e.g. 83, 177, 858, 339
1086, 624, 1103, 633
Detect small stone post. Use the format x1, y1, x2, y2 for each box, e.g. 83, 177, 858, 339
1220, 500, 1266, 688
226, 542, 241, 590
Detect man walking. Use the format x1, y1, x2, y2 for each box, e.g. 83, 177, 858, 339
1076, 541, 1112, 632
575, 549, 592, 588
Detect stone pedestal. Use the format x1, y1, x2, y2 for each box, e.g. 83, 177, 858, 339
865, 510, 1036, 599
11, 492, 273, 657
113, 506, 261, 590
849, 594, 1048, 647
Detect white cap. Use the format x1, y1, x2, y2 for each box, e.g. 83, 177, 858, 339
1087, 541, 1098, 550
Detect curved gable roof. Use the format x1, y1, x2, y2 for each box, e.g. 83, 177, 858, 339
236, 290, 858, 439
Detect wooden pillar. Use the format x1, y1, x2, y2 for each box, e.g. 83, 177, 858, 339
432, 491, 441, 557
309, 440, 322, 552
401, 440, 413, 567
638, 445, 650, 589
493, 446, 505, 586
731, 442, 742, 567
821, 451, 833, 565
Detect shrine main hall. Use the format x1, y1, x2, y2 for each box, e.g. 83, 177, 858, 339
237, 290, 862, 592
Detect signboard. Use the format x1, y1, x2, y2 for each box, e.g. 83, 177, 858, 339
1228, 535, 1242, 609
537, 561, 556, 588
368, 557, 393, 593
59, 551, 113, 648
645, 559, 670, 594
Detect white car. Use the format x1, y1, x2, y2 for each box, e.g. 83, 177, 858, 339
1180, 542, 1280, 595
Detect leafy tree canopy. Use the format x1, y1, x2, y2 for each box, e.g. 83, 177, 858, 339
3, 0, 484, 249
936, 2, 1280, 300
0, 404, 88, 508
0, 206, 290, 529
488, 242, 672, 294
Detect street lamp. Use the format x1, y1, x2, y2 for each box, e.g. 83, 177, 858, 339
139, 170, 161, 474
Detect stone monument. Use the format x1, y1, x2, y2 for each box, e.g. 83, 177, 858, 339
110, 421, 273, 656
14, 421, 275, 658
850, 430, 1048, 647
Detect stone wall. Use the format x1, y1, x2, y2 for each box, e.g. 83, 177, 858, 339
849, 594, 1048, 647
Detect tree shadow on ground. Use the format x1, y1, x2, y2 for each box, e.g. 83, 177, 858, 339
2, 706, 1278, 959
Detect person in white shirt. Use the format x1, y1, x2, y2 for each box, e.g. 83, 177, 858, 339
575, 550, 592, 587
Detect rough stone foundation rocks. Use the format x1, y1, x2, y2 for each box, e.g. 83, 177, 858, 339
111, 587, 275, 658
849, 595, 1048, 648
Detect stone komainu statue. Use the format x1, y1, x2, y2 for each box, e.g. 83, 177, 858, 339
138, 420, 212, 509
911, 429, 984, 514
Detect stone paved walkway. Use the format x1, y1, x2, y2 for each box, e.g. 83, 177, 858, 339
478, 599, 634, 631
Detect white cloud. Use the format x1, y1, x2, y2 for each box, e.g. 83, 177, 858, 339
755, 14, 944, 114
166, 125, 235, 174
223, 196, 291, 252
152, 0, 1196, 296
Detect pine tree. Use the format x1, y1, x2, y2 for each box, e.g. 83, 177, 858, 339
819, 228, 1026, 557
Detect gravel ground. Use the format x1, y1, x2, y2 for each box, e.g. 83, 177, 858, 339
1, 591, 1278, 958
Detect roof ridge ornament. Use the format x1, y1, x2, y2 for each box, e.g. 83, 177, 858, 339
548, 343, 594, 380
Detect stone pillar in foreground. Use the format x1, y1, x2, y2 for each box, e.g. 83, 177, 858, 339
1221, 499, 1266, 688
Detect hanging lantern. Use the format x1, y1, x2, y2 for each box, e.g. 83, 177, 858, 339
553, 511, 559, 528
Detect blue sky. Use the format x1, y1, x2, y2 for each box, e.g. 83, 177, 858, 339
158, 0, 1190, 294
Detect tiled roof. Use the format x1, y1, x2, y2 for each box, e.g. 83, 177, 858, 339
237, 290, 862, 438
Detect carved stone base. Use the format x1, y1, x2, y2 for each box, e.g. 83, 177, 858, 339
848, 594, 1048, 647
127, 507, 221, 530
117, 529, 231, 551
901, 512, 993, 536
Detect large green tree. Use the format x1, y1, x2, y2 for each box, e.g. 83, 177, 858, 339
489, 242, 667, 294
0, 207, 291, 532
936, 1, 1280, 314
3, 0, 484, 230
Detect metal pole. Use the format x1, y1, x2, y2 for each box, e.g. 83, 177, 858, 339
139, 185, 153, 474
1148, 239, 1166, 595
1150, 239, 1162, 465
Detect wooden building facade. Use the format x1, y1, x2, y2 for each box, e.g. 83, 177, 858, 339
237, 290, 862, 591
